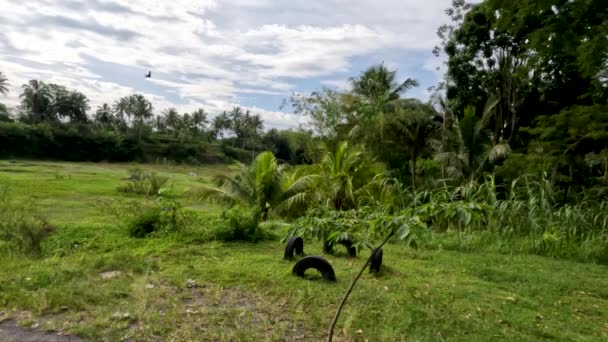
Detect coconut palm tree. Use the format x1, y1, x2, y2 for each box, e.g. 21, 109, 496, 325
212, 111, 231, 139
162, 107, 181, 135
20, 80, 52, 121
94, 103, 115, 128
350, 63, 418, 139
315, 141, 384, 210
190, 108, 208, 134
194, 151, 284, 220
432, 105, 511, 182
0, 72, 9, 95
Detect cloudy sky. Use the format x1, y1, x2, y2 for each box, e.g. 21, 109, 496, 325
0, 0, 451, 129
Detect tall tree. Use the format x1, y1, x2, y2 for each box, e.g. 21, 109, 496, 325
190, 108, 208, 134
48, 85, 89, 123
212, 111, 231, 139
0, 72, 9, 95
94, 103, 115, 128
162, 107, 181, 136
115, 94, 153, 140
20, 80, 52, 122
387, 101, 438, 191
350, 63, 418, 139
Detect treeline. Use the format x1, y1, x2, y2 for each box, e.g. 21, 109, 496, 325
0, 79, 311, 164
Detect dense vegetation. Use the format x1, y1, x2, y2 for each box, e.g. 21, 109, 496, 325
1, 0, 607, 340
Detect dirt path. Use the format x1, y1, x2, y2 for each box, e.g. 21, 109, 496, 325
0, 320, 83, 342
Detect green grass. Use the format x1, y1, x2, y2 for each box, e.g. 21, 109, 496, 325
1, 160, 607, 341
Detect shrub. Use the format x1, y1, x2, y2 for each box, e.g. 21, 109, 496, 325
0, 186, 54, 256
212, 206, 266, 242
127, 208, 162, 238
117, 167, 169, 196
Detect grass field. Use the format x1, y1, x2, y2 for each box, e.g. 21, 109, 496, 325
1, 160, 607, 341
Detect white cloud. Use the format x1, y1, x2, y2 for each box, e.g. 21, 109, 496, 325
321, 79, 352, 91
0, 0, 452, 128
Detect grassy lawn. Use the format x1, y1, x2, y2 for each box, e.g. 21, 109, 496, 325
1, 160, 607, 341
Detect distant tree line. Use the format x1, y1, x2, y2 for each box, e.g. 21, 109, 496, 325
0, 75, 312, 165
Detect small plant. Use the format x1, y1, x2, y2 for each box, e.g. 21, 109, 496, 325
117, 167, 169, 196
0, 186, 54, 256
102, 192, 189, 238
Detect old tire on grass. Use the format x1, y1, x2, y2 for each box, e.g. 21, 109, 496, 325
338, 239, 357, 257
369, 248, 383, 273
292, 256, 336, 282
284, 237, 304, 260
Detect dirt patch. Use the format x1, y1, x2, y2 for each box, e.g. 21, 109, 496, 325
0, 319, 83, 342
176, 284, 316, 341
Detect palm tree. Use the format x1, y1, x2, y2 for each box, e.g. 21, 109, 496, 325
212, 111, 231, 139
388, 101, 438, 191
350, 63, 418, 139
162, 107, 180, 136
194, 151, 284, 220
190, 108, 208, 134
432, 106, 510, 182
247, 113, 263, 156
0, 72, 9, 95
229, 106, 244, 146
316, 141, 384, 210
94, 103, 115, 128
20, 80, 52, 121
113, 97, 130, 129
64, 91, 89, 123
124, 94, 153, 141
128, 94, 153, 125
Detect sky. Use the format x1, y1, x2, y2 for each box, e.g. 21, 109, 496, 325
0, 0, 451, 130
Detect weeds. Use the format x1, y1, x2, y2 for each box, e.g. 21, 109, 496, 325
117, 167, 169, 196
0, 186, 54, 256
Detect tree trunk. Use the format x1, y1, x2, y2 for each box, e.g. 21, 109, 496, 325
410, 157, 417, 192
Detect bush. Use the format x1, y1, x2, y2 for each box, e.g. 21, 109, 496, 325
212, 206, 266, 242
117, 167, 169, 196
127, 207, 162, 238
0, 187, 54, 256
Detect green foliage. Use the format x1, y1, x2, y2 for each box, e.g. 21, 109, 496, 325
127, 207, 162, 238
286, 206, 428, 254
117, 168, 169, 196
0, 186, 54, 256
194, 151, 282, 220
285, 207, 373, 252
212, 205, 267, 242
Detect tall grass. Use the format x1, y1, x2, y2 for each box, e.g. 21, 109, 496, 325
0, 185, 54, 257
360, 174, 608, 263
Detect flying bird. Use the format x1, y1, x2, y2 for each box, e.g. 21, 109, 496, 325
145, 71, 151, 78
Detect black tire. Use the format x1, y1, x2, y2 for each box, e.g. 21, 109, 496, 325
292, 256, 336, 282
284, 237, 304, 260
369, 248, 383, 273
338, 239, 357, 257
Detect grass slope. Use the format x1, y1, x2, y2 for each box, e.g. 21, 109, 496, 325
0, 160, 607, 341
